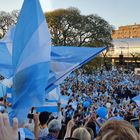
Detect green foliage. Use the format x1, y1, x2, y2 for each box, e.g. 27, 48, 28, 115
45, 7, 113, 47
82, 56, 102, 74
83, 56, 112, 73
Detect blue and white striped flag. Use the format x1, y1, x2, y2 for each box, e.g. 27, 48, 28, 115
37, 87, 61, 113
36, 100, 58, 113
46, 46, 106, 93
12, 0, 51, 123
46, 86, 60, 101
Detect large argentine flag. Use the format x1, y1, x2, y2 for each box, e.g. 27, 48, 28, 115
12, 0, 51, 122
46, 46, 106, 93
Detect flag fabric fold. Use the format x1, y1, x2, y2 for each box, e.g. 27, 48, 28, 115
46, 46, 106, 93
0, 42, 13, 78
12, 0, 51, 123
0, 26, 15, 78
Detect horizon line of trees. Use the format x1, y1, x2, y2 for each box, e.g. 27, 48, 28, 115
0, 7, 113, 47
45, 7, 113, 47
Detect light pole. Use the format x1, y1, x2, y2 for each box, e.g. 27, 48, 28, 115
120, 40, 129, 70
119, 46, 125, 55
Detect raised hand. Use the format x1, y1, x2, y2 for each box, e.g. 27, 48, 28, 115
0, 113, 18, 140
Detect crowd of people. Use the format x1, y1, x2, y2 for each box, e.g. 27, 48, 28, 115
0, 67, 140, 140
60, 68, 140, 122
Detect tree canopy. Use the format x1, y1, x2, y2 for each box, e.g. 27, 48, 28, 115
0, 10, 19, 38
0, 7, 113, 48
45, 7, 113, 47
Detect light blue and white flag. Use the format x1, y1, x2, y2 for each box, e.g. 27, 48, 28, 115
132, 95, 140, 106
46, 46, 106, 93
36, 100, 58, 113
69, 101, 77, 110
37, 87, 61, 113
12, 0, 51, 123
46, 86, 60, 101
37, 87, 60, 113
60, 95, 70, 108
44, 86, 69, 110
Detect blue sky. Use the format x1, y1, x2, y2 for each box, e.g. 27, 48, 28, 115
0, 0, 140, 28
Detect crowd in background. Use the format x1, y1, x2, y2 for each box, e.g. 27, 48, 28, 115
0, 67, 140, 140
60, 68, 139, 121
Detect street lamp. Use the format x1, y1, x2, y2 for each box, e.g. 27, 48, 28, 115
120, 40, 129, 69
119, 46, 125, 55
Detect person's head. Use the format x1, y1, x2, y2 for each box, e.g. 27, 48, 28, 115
39, 111, 50, 126
0, 97, 4, 101
86, 121, 97, 138
96, 120, 140, 140
48, 119, 62, 137
86, 127, 94, 140
72, 127, 91, 140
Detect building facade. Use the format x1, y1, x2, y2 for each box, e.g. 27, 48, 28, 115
112, 24, 140, 39
106, 38, 140, 69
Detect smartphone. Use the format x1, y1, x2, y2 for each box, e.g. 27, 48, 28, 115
27, 107, 35, 119
27, 113, 34, 119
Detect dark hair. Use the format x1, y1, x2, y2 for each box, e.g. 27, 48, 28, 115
39, 111, 50, 125
0, 97, 4, 101
86, 122, 97, 138
58, 123, 67, 139
86, 127, 94, 140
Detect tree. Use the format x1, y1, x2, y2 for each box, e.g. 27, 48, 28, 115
45, 7, 113, 47
0, 10, 19, 38
11, 10, 19, 24
84, 56, 103, 72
